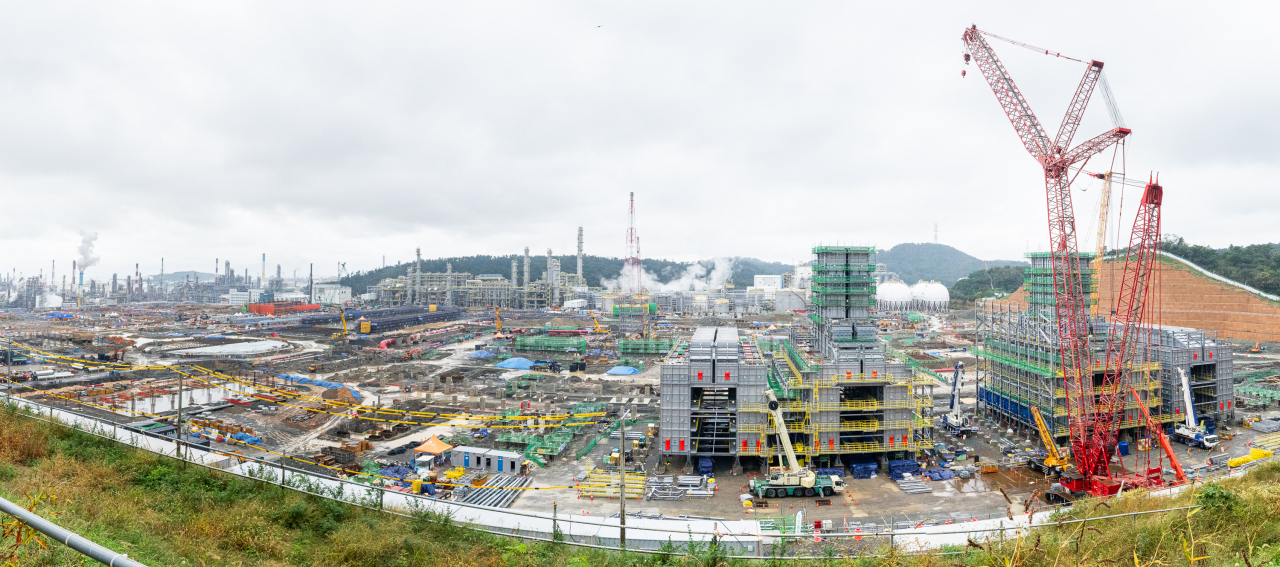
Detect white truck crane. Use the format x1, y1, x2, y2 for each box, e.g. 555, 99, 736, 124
748, 390, 845, 498
1170, 367, 1220, 450
942, 361, 977, 435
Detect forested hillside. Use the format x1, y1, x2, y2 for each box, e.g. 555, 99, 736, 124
875, 243, 1026, 286
338, 255, 792, 294
948, 265, 1027, 302
1161, 236, 1280, 295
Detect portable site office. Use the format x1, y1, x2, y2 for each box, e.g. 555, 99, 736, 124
450, 446, 522, 474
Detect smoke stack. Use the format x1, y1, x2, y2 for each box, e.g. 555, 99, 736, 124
523, 248, 530, 290
446, 262, 453, 306
577, 226, 583, 279
261, 253, 266, 288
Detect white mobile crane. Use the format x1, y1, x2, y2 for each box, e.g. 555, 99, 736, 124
748, 390, 845, 498
942, 362, 977, 435
1171, 367, 1220, 449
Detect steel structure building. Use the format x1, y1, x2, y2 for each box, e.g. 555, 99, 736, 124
976, 253, 1235, 441
659, 245, 935, 475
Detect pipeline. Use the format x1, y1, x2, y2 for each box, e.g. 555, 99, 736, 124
0, 494, 148, 567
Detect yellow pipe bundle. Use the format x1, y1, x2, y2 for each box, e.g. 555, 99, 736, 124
1227, 448, 1274, 468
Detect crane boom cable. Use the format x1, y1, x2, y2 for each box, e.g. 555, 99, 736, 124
976, 29, 1085, 63
963, 25, 1134, 494
1099, 71, 1126, 129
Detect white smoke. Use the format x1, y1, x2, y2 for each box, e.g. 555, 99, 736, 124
77, 231, 100, 270
603, 257, 737, 292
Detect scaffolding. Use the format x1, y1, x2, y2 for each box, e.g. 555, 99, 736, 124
975, 251, 1236, 441
512, 336, 588, 352
619, 338, 672, 354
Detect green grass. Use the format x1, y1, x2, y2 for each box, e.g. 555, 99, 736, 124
3, 401, 1280, 566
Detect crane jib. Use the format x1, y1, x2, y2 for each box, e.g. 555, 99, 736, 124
963, 26, 1169, 495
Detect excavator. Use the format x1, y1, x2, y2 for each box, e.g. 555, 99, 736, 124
1028, 405, 1069, 477
1250, 341, 1267, 354
748, 390, 845, 498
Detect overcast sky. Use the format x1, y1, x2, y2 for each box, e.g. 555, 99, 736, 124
2, 2, 1278, 282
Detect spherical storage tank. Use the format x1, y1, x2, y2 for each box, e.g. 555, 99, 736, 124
875, 281, 913, 311
916, 281, 950, 311
909, 282, 928, 304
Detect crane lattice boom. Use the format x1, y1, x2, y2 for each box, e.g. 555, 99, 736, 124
962, 25, 1132, 493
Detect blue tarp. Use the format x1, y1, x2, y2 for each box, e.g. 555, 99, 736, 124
887, 459, 921, 480
377, 466, 416, 480
469, 350, 495, 359
605, 366, 640, 375
495, 357, 534, 369
697, 457, 713, 476
924, 469, 955, 481
231, 432, 263, 444
277, 374, 364, 400
814, 468, 844, 477
848, 461, 878, 479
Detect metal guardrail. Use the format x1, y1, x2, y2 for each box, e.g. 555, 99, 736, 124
0, 494, 148, 567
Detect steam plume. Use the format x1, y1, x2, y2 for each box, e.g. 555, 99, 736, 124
77, 231, 100, 270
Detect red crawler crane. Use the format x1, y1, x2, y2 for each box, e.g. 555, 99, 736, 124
961, 26, 1132, 495
1093, 178, 1187, 490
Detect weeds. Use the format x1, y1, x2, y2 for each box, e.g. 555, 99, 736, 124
2, 402, 1280, 565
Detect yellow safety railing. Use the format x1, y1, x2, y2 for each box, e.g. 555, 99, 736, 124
739, 400, 807, 413
813, 417, 932, 432
792, 440, 935, 455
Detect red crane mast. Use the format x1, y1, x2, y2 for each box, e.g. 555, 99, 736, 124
961, 26, 1131, 492
1092, 178, 1185, 491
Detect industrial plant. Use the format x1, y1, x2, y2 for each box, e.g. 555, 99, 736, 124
2, 21, 1279, 567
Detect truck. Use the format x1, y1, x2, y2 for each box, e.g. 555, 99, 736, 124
941, 362, 977, 436
1170, 367, 1220, 450
748, 390, 847, 498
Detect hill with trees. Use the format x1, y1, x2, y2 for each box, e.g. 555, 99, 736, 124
948, 265, 1027, 302
875, 243, 1027, 286
1160, 236, 1280, 296
338, 255, 792, 294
